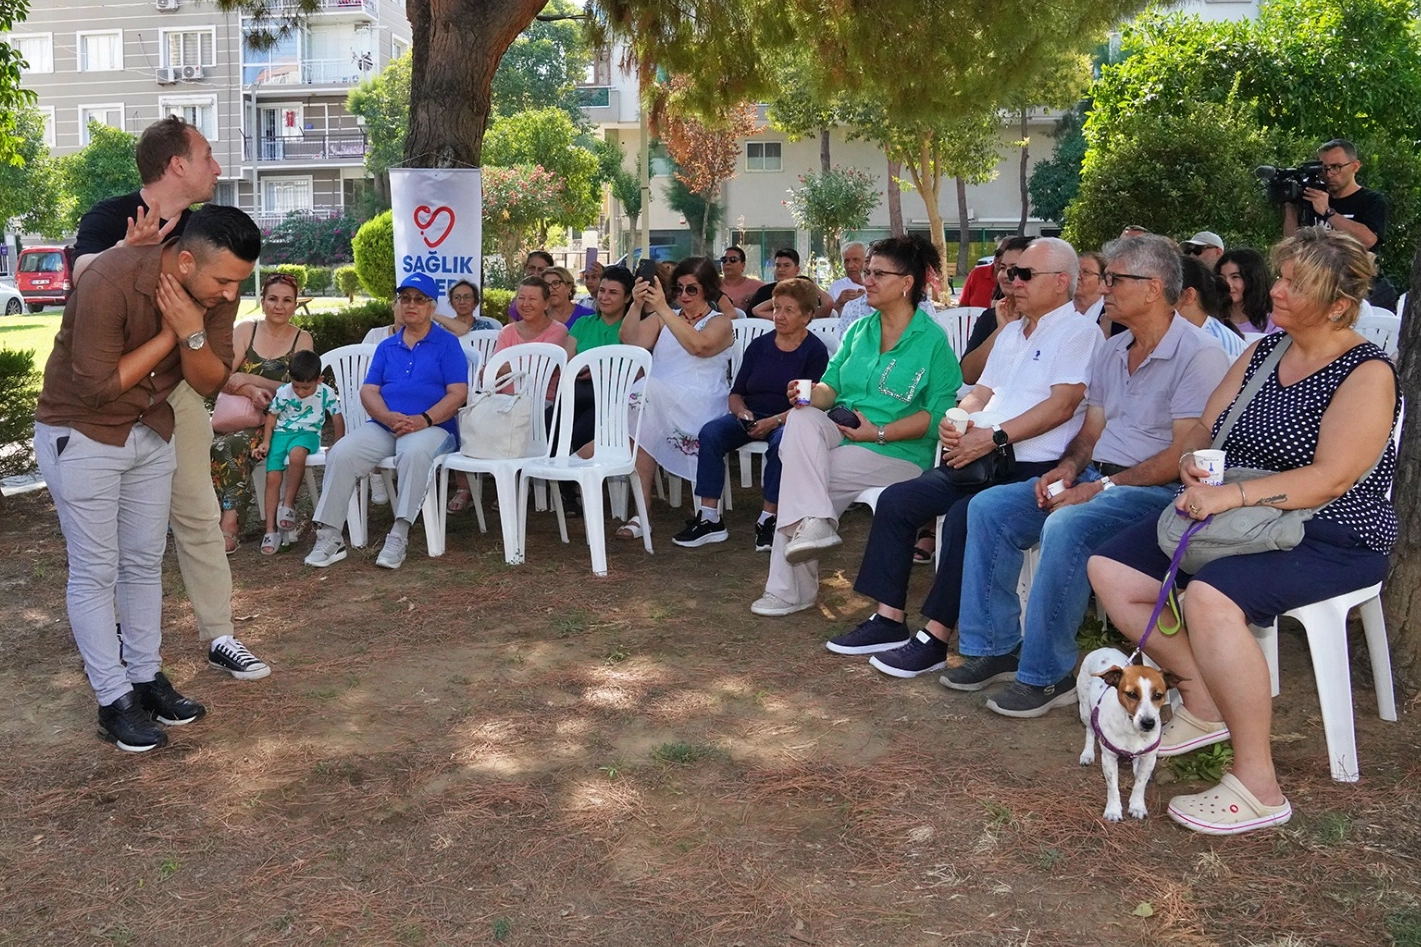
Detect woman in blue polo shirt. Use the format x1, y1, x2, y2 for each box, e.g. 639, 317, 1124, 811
305, 273, 469, 571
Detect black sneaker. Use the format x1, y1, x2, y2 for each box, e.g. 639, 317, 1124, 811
208, 637, 272, 681
97, 692, 168, 752
825, 614, 911, 655
672, 511, 728, 547
939, 646, 1021, 692
132, 671, 206, 726
986, 675, 1077, 718
868, 630, 949, 678
754, 515, 776, 553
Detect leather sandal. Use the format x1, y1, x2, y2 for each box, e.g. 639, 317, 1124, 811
447, 488, 473, 513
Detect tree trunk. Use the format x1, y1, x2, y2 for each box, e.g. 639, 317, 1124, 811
904, 135, 947, 274
820, 128, 831, 174
886, 155, 904, 237
955, 175, 971, 279
1381, 245, 1421, 691
404, 0, 545, 168
1017, 110, 1030, 235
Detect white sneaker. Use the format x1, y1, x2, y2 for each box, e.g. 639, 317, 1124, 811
376, 534, 407, 569
751, 592, 813, 617
304, 533, 347, 568
783, 517, 841, 564
370, 477, 389, 505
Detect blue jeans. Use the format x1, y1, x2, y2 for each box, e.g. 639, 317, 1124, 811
957, 469, 1176, 686
694, 413, 785, 504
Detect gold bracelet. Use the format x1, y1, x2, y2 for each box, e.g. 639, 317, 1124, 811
1238, 482, 1246, 507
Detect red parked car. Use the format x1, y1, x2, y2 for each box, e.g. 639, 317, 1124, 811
16, 245, 73, 312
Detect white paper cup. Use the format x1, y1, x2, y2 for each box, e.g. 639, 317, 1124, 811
943, 407, 970, 434
1046, 480, 1066, 498
1193, 449, 1226, 486
794, 379, 812, 407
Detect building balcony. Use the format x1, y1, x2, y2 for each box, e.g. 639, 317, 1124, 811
249, 207, 349, 231
243, 131, 370, 164
244, 56, 377, 89
576, 85, 624, 124
256, 0, 375, 16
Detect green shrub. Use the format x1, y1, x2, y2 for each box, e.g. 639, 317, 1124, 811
239, 271, 256, 298
352, 211, 395, 301
0, 348, 40, 478
481, 288, 513, 325
334, 265, 363, 302
297, 299, 393, 353
272, 264, 310, 292
304, 266, 333, 295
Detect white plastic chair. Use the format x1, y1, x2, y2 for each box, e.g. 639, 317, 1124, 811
931, 306, 982, 358
308, 344, 382, 546
428, 343, 567, 562
730, 318, 775, 383
519, 345, 653, 576
463, 330, 501, 387
808, 321, 841, 356
1355, 309, 1400, 359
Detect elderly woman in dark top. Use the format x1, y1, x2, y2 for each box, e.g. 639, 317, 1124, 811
1089, 228, 1397, 836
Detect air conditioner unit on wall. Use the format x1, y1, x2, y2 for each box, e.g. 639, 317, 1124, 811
155, 66, 178, 84
179, 64, 203, 80
155, 0, 179, 10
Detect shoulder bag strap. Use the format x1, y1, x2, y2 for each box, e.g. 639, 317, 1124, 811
1211, 335, 1291, 449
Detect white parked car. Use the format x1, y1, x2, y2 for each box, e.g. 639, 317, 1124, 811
0, 281, 23, 316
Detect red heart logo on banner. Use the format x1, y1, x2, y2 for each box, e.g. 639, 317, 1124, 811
413, 205, 456, 248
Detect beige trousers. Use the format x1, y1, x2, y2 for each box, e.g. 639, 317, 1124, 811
763, 408, 921, 607
169, 381, 234, 644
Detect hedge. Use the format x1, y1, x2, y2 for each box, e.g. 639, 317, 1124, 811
481, 288, 513, 324
0, 348, 40, 478
297, 299, 393, 353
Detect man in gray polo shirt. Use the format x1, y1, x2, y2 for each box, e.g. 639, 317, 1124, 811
942, 235, 1231, 717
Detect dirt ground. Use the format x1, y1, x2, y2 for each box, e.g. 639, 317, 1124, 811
1, 483, 1419, 947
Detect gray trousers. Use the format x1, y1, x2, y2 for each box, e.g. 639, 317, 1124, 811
35, 421, 176, 705
313, 421, 453, 533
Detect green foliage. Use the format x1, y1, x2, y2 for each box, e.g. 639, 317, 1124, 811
663, 175, 721, 253
1064, 98, 1286, 254
482, 108, 603, 235
481, 288, 514, 324
260, 213, 357, 267
352, 211, 395, 302
1028, 103, 1088, 225
0, 107, 64, 236
489, 0, 592, 123
481, 164, 567, 274
297, 299, 393, 353
346, 52, 410, 178
57, 123, 142, 230
651, 741, 713, 764
0, 0, 38, 166
1165, 740, 1234, 784
1387, 907, 1421, 947
334, 265, 363, 302
611, 167, 642, 229
784, 166, 882, 271
0, 347, 40, 478
304, 266, 333, 295
1352, 136, 1421, 281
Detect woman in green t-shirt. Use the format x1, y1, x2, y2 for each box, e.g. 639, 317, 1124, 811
752, 235, 962, 617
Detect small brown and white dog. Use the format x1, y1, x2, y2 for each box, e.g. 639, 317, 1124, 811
1077, 647, 1182, 821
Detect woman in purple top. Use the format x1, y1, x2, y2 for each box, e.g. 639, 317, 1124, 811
672, 279, 830, 552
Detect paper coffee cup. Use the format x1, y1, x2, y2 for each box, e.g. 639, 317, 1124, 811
794, 379, 812, 407
1194, 449, 1226, 486
943, 407, 970, 434
1046, 480, 1066, 498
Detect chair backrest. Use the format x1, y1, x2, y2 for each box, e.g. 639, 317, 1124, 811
321, 343, 377, 427
1355, 311, 1401, 359
807, 321, 841, 356
731, 318, 776, 380
480, 342, 567, 454
464, 330, 502, 387
931, 306, 982, 357
549, 344, 652, 464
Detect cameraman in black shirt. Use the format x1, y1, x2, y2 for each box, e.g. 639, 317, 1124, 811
1283, 138, 1387, 252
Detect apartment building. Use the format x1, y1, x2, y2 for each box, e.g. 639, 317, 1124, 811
9, 0, 410, 231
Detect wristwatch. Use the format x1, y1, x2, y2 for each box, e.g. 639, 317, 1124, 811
1099, 476, 1116, 492
991, 423, 1009, 448
1321, 208, 1336, 221
876, 424, 887, 446
184, 329, 207, 351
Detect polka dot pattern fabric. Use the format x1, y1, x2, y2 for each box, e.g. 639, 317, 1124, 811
1210, 332, 1399, 553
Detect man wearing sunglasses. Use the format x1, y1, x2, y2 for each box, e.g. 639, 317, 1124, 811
1179, 231, 1225, 267
718, 246, 764, 314
1283, 138, 1386, 252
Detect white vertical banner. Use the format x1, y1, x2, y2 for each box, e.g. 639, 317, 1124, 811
390, 167, 482, 319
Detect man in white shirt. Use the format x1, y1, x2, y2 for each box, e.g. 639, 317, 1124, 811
828, 242, 867, 314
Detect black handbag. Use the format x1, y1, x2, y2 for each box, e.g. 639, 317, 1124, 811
943, 443, 1016, 491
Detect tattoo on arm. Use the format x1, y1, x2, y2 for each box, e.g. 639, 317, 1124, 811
1254, 493, 1287, 507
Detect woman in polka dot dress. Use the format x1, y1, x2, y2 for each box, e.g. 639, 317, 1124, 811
1088, 228, 1398, 836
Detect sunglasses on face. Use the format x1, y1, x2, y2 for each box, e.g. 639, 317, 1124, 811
719, 256, 743, 264
1006, 266, 1064, 282
397, 293, 432, 305
1182, 245, 1207, 257
675, 283, 701, 297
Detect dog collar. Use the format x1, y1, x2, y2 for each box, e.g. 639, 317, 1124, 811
1090, 699, 1163, 762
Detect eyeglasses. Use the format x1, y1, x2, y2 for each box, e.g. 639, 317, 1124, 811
719, 256, 743, 264
1006, 266, 1064, 282
863, 267, 907, 280
449, 293, 476, 302
543, 278, 566, 287
675, 283, 701, 297
396, 293, 432, 305
1101, 271, 1154, 287
1323, 162, 1355, 174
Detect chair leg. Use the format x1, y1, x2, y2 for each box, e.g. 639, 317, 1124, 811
347, 479, 367, 547
1296, 601, 1362, 782
515, 474, 532, 563
1252, 621, 1281, 698
550, 476, 570, 545
1358, 593, 1397, 721
608, 476, 629, 522
492, 468, 523, 565
534, 479, 548, 512
582, 475, 608, 577
721, 458, 733, 512
667, 474, 682, 508
739, 448, 753, 488
470, 471, 489, 534
253, 470, 267, 521
302, 468, 319, 512
427, 465, 449, 558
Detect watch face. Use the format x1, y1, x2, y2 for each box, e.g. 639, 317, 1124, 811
993, 429, 1009, 446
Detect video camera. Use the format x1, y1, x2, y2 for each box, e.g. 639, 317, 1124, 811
1255, 161, 1327, 205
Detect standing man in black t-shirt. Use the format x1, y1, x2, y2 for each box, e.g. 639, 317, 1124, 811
1283, 138, 1387, 253
71, 116, 272, 683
